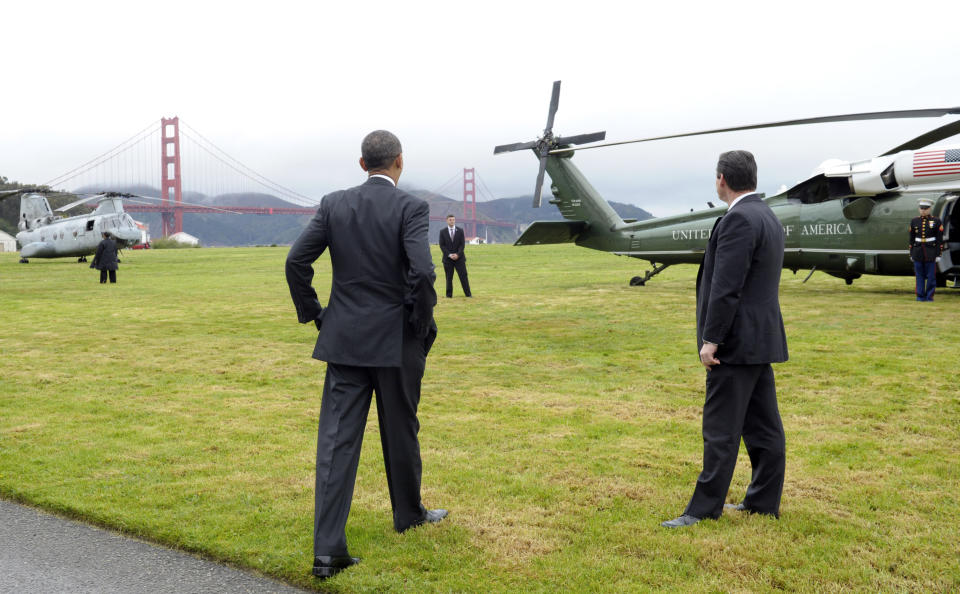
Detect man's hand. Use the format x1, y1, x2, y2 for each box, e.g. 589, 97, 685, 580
700, 342, 720, 370
449, 253, 459, 260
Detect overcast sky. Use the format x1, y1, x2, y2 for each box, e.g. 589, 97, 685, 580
6, 0, 960, 216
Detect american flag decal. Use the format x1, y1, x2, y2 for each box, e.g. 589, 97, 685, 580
913, 148, 960, 177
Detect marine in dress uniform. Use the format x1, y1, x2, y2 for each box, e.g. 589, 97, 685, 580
909, 197, 944, 301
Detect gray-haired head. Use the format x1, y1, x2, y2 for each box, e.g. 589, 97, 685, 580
361, 130, 402, 171
716, 150, 757, 192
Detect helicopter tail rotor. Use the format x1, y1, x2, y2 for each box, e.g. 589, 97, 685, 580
493, 80, 606, 207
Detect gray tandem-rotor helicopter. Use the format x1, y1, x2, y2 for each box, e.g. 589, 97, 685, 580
496, 81, 960, 287
3, 190, 144, 263
2, 189, 240, 263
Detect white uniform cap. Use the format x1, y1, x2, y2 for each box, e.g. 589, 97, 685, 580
917, 198, 934, 207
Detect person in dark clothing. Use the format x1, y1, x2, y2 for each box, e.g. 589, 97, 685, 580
438, 214, 471, 298
909, 197, 944, 301
662, 150, 788, 528
286, 130, 446, 580
91, 232, 119, 284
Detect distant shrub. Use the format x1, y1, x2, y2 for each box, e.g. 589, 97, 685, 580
150, 238, 201, 249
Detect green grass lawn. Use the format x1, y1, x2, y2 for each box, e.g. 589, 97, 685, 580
1, 245, 957, 592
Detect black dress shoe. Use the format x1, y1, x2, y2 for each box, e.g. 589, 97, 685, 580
399, 508, 449, 533
312, 555, 360, 579
660, 514, 700, 528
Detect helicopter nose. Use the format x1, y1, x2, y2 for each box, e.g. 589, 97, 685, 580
114, 228, 142, 244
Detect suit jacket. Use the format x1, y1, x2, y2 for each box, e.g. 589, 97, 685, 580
285, 177, 437, 368
439, 226, 466, 263
696, 194, 788, 364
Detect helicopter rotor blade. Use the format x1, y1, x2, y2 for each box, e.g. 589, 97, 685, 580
551, 106, 960, 154
493, 140, 539, 154
544, 80, 561, 134
881, 118, 960, 156
532, 155, 548, 208
55, 194, 105, 212
554, 131, 607, 146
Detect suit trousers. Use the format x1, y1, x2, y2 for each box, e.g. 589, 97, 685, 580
443, 258, 471, 297
914, 260, 936, 301
685, 363, 785, 519
312, 336, 427, 557
99, 270, 116, 283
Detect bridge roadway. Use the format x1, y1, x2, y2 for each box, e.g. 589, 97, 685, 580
122, 204, 518, 227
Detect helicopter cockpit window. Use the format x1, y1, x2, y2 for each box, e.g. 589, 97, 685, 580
86, 220, 95, 231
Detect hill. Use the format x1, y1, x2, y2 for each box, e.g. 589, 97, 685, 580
0, 179, 653, 247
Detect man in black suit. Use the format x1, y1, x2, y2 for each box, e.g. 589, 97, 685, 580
662, 150, 788, 528
286, 130, 447, 578
438, 214, 471, 298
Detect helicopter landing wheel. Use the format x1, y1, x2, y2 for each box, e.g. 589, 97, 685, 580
19, 258, 28, 263
78, 256, 87, 263
845, 278, 854, 285
630, 263, 669, 287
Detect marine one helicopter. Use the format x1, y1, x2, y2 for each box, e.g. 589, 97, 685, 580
2, 190, 144, 263
496, 81, 960, 287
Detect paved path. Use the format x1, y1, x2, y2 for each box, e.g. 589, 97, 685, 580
0, 499, 310, 593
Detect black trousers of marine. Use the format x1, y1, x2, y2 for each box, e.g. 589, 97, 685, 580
312, 332, 427, 557
99, 270, 116, 283
443, 259, 471, 297
684, 362, 785, 519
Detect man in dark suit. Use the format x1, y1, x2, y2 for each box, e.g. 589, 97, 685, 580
662, 150, 789, 528
286, 130, 447, 578
438, 214, 471, 298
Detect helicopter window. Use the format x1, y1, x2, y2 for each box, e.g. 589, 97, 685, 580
73, 230, 78, 238
86, 220, 95, 231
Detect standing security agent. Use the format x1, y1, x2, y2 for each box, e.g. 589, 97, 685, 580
286, 130, 447, 579
438, 214, 471, 298
909, 197, 944, 301
91, 232, 118, 283
662, 150, 788, 528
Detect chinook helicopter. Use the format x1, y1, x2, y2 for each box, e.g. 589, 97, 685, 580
2, 190, 144, 263
2, 189, 241, 263
496, 81, 960, 287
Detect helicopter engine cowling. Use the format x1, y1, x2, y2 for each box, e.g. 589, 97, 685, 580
823, 146, 960, 195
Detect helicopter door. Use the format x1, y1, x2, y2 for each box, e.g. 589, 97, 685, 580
939, 196, 959, 274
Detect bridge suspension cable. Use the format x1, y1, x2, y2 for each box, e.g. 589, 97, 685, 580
179, 120, 319, 206
44, 120, 161, 190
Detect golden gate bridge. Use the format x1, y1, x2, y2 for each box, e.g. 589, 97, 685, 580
43, 117, 515, 239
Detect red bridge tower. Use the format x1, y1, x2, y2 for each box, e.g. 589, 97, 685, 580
160, 117, 183, 236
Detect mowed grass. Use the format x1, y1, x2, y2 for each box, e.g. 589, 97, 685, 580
1, 244, 958, 592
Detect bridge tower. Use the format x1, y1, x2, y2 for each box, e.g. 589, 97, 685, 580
462, 167, 477, 238
160, 117, 183, 236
